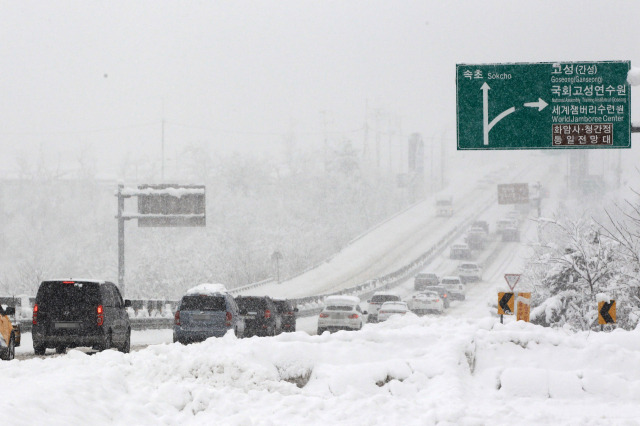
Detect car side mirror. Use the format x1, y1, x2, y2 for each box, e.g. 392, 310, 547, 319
124, 300, 132, 308
294, 308, 299, 312
4, 306, 15, 316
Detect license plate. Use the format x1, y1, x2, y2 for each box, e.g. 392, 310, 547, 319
55, 322, 80, 329
193, 314, 209, 320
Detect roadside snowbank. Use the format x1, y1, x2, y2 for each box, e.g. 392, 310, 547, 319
3, 315, 640, 425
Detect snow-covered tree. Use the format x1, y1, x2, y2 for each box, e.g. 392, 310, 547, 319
527, 215, 632, 330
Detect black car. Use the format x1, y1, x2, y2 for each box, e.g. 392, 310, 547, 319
235, 296, 281, 337
32, 279, 132, 355
273, 299, 298, 333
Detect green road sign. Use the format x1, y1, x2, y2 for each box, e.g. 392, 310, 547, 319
456, 61, 631, 150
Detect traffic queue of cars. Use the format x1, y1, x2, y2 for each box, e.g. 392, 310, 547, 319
173, 285, 299, 343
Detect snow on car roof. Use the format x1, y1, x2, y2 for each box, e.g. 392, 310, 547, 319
45, 278, 107, 284
325, 295, 360, 305
441, 276, 461, 281
185, 283, 228, 295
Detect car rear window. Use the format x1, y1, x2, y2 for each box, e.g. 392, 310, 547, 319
180, 295, 227, 311
325, 305, 353, 311
274, 300, 292, 312
236, 297, 268, 311
442, 279, 460, 285
371, 295, 400, 303
37, 281, 100, 307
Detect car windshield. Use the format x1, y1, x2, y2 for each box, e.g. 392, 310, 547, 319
180, 295, 226, 311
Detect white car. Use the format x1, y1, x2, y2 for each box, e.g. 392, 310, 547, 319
440, 276, 466, 300
457, 262, 482, 283
496, 218, 518, 234
377, 301, 410, 321
450, 242, 471, 259
408, 291, 444, 314
367, 292, 401, 322
317, 295, 367, 334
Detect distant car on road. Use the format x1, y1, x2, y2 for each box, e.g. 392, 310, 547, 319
173, 283, 244, 344
317, 296, 366, 334
367, 292, 402, 322
235, 296, 281, 337
414, 272, 439, 291
502, 226, 520, 242
465, 229, 486, 250
377, 301, 410, 321
440, 276, 466, 301
273, 299, 298, 333
496, 218, 518, 234
429, 285, 451, 309
457, 262, 482, 283
0, 304, 20, 361
435, 195, 454, 217
32, 279, 131, 355
450, 242, 472, 260
472, 220, 490, 234
408, 291, 444, 315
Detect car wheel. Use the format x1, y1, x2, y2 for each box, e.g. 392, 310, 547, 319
317, 327, 324, 335
55, 346, 66, 354
99, 331, 113, 352
1, 336, 15, 360
119, 329, 131, 353
34, 343, 46, 356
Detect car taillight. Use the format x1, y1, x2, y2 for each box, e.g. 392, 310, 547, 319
348, 314, 359, 319
97, 305, 104, 326
287, 311, 294, 316
435, 299, 440, 302
264, 309, 271, 319
226, 311, 232, 326
32, 304, 38, 325
379, 311, 387, 314
319, 313, 329, 318
174, 310, 181, 326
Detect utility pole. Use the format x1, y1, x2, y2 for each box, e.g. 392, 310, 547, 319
161, 118, 165, 181
363, 100, 369, 166
161, 98, 166, 181
320, 110, 329, 172
374, 109, 382, 170
117, 184, 126, 296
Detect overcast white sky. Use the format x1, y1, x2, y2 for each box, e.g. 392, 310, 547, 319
1, 1, 639, 177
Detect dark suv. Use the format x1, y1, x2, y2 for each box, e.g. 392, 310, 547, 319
32, 279, 132, 355
273, 299, 298, 333
235, 296, 281, 337
173, 285, 243, 343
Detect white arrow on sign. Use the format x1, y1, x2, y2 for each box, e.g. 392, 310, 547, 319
481, 83, 516, 146
504, 273, 521, 291
524, 98, 548, 111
